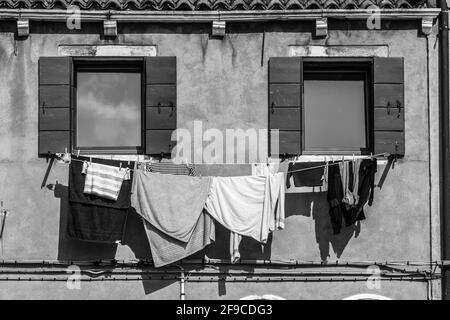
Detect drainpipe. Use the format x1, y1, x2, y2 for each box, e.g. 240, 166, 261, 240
440, 0, 450, 300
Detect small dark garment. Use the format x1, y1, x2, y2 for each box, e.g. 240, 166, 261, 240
66, 156, 134, 243
286, 162, 325, 188
326, 159, 377, 234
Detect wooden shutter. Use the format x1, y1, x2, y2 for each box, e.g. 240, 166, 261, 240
38, 57, 72, 155
268, 57, 302, 156
373, 57, 405, 156
145, 57, 177, 155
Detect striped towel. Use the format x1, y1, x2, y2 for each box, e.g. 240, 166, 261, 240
82, 162, 131, 201
136, 161, 197, 176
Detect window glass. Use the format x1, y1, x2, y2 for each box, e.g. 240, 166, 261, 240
76, 72, 141, 149
304, 80, 366, 151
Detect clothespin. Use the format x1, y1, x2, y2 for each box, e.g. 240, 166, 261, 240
119, 162, 122, 171
77, 149, 80, 157
89, 156, 92, 166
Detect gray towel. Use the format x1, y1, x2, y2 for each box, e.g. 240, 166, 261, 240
142, 211, 215, 267
131, 170, 214, 267
131, 170, 212, 243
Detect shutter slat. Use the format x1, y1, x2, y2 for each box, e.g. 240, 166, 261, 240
373, 57, 405, 156
146, 57, 177, 84
374, 84, 404, 107
39, 131, 71, 155
145, 57, 177, 155
146, 107, 177, 130
268, 57, 302, 156
270, 131, 302, 156
374, 108, 404, 131
374, 131, 405, 155
39, 108, 70, 131
39, 86, 71, 108
374, 57, 404, 84
269, 108, 301, 131
269, 84, 301, 107
38, 57, 72, 155
146, 85, 176, 107
269, 57, 302, 83
39, 57, 71, 85
146, 130, 175, 155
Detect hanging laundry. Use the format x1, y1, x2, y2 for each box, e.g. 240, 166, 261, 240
326, 158, 377, 234
340, 161, 357, 208
131, 170, 213, 267
204, 173, 285, 262
351, 159, 362, 206
352, 158, 378, 221
82, 161, 131, 201
286, 162, 325, 188
67, 157, 134, 243
327, 163, 346, 235
321, 162, 329, 191
131, 170, 211, 243
141, 210, 215, 268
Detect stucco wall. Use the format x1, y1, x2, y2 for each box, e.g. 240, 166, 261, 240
0, 20, 441, 299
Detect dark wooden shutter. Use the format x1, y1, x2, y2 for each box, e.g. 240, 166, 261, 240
38, 57, 72, 155
373, 57, 405, 156
145, 57, 177, 155
268, 57, 302, 156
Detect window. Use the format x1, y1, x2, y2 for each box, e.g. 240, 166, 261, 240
267, 56, 403, 158
74, 60, 144, 154
302, 60, 371, 154
38, 56, 178, 157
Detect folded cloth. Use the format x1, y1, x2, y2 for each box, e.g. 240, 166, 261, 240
67, 157, 134, 243
141, 209, 215, 267
286, 162, 325, 188
205, 173, 285, 247
137, 160, 197, 176
82, 161, 131, 201
131, 170, 212, 243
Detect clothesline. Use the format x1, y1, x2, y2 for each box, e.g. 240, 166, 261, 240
283, 152, 390, 175
53, 152, 390, 175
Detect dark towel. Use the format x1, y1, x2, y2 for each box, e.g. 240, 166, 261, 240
69, 156, 134, 209
286, 162, 325, 188
66, 156, 134, 243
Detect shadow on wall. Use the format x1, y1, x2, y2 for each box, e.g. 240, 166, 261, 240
284, 191, 360, 261
53, 183, 175, 295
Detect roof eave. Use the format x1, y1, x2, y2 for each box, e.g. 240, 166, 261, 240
0, 8, 441, 23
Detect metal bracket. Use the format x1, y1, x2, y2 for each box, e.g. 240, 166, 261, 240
103, 20, 118, 37
17, 18, 29, 38
212, 20, 226, 38
315, 18, 328, 37
421, 17, 434, 35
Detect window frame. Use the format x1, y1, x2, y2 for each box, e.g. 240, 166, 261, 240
301, 57, 374, 156
72, 57, 146, 155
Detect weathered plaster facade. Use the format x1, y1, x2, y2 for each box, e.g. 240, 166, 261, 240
0, 16, 442, 299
